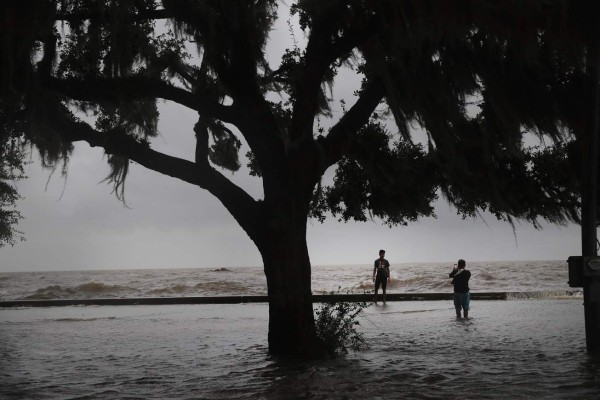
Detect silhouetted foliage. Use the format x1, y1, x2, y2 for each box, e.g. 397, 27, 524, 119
0, 0, 595, 355
0, 104, 26, 247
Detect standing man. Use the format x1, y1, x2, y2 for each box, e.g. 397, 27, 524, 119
449, 259, 471, 319
373, 249, 391, 304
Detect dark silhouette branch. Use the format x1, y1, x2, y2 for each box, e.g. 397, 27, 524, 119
47, 103, 262, 239
290, 11, 379, 142
55, 8, 172, 23
290, 27, 334, 141
44, 76, 238, 125
320, 79, 385, 171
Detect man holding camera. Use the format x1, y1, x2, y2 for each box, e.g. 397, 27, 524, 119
449, 259, 471, 319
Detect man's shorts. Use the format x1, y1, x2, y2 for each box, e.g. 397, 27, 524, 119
375, 273, 388, 290
453, 292, 470, 310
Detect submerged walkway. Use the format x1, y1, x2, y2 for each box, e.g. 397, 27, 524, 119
0, 292, 508, 307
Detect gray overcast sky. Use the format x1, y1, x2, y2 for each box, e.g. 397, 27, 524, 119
0, 5, 583, 272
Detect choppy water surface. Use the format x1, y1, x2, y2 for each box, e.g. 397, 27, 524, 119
0, 260, 579, 301
1, 299, 598, 399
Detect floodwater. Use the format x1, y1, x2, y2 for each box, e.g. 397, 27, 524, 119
1, 299, 599, 399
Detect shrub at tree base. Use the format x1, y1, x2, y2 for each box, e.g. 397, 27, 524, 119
315, 291, 371, 356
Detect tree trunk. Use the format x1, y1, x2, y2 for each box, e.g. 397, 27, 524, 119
257, 204, 325, 357
581, 36, 600, 353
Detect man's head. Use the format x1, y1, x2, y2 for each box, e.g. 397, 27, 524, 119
379, 249, 385, 258
457, 259, 466, 269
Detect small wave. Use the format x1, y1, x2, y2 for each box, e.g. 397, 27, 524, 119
193, 280, 262, 295
22, 285, 70, 300
506, 290, 583, 300
75, 282, 137, 297
477, 271, 496, 281
356, 281, 375, 291
383, 308, 444, 315
429, 280, 452, 289
77, 282, 122, 294
144, 280, 264, 296
396, 276, 431, 286
149, 284, 192, 295
21, 282, 139, 300
52, 317, 117, 322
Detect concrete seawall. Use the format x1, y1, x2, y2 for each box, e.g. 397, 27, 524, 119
0, 292, 507, 307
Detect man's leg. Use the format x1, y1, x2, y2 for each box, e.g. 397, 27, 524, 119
374, 280, 379, 303
453, 293, 462, 318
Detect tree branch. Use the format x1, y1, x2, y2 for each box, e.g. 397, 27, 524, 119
55, 9, 172, 24
290, 23, 344, 142
290, 11, 379, 142
319, 79, 385, 171
44, 76, 238, 125
46, 101, 263, 240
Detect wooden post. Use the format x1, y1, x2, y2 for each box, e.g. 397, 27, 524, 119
582, 37, 600, 352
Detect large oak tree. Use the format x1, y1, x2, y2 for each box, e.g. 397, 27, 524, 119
1, 0, 594, 356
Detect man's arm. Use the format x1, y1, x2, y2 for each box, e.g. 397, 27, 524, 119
373, 262, 377, 281
385, 260, 390, 280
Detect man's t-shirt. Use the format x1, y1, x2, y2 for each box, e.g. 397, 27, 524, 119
374, 258, 390, 278
449, 269, 471, 293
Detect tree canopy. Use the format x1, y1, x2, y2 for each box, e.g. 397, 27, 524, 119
0, 0, 596, 355
1, 1, 588, 226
